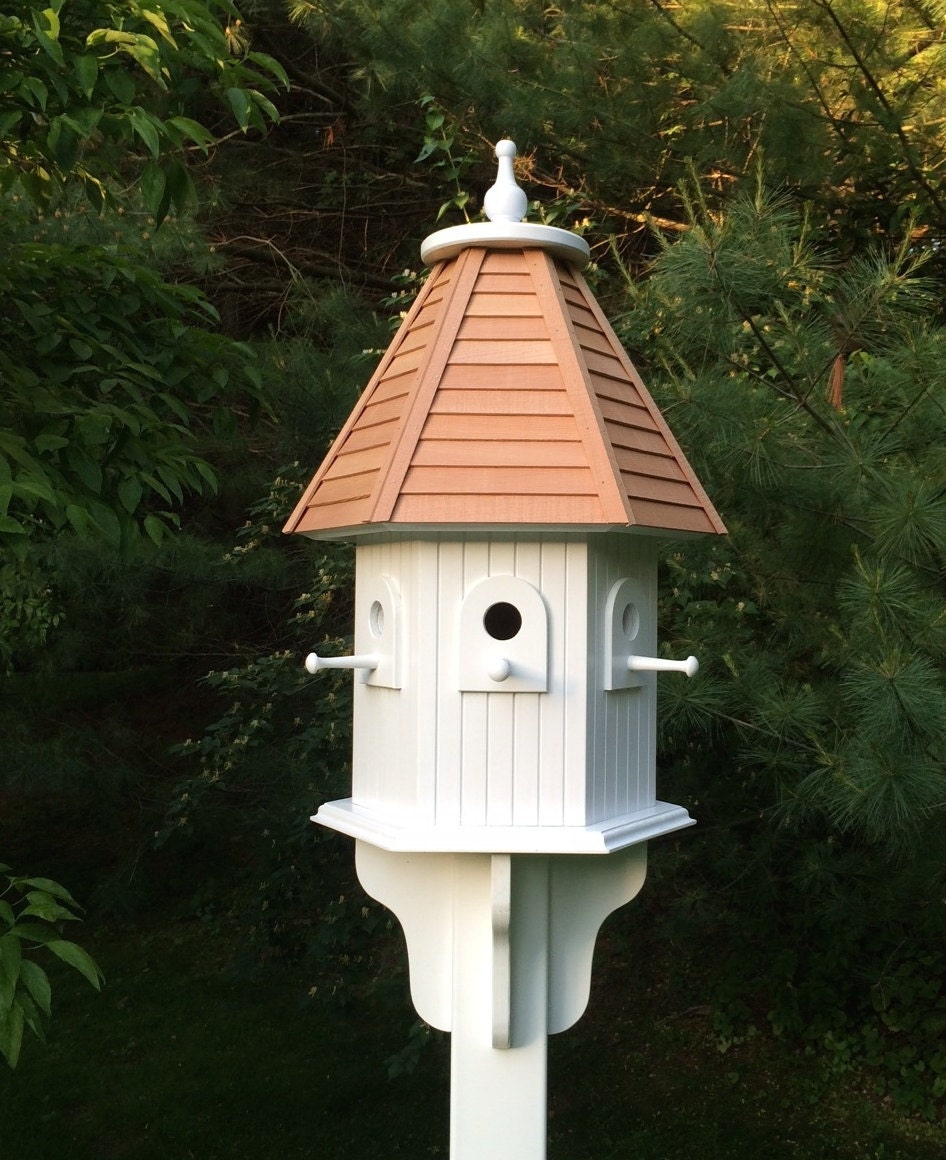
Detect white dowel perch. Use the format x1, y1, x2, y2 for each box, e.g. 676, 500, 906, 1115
627, 654, 699, 678
305, 652, 380, 675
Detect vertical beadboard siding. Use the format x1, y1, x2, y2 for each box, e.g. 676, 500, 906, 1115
350, 534, 661, 837
457, 541, 491, 827
433, 540, 464, 827
584, 537, 658, 823
352, 541, 420, 814
558, 540, 592, 826
413, 539, 442, 822
483, 541, 530, 827
511, 541, 543, 827
429, 538, 595, 832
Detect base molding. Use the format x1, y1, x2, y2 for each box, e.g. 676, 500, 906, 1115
314, 798, 694, 854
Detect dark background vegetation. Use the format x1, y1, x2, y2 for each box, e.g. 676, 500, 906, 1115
4, 1, 946, 1154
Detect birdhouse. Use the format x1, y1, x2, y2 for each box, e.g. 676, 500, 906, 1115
284, 140, 726, 857
284, 140, 727, 1160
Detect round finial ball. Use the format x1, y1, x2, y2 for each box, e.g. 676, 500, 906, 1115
495, 139, 517, 158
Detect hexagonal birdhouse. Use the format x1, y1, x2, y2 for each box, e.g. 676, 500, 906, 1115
284, 141, 725, 857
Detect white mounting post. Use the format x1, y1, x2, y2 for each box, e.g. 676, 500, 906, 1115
355, 842, 648, 1159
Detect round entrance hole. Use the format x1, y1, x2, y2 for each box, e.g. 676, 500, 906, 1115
483, 601, 522, 641
369, 600, 385, 637
621, 601, 640, 641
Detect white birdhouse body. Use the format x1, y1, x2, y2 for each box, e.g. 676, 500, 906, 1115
314, 531, 692, 854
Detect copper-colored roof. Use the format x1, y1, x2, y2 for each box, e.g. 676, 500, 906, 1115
284, 245, 725, 538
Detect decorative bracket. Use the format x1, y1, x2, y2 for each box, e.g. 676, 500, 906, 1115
353, 843, 649, 1047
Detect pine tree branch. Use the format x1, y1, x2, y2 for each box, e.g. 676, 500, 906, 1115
812, 0, 946, 220
730, 310, 844, 442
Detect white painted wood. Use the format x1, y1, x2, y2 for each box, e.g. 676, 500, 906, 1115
557, 540, 589, 826
604, 576, 647, 690
491, 853, 513, 1048
458, 574, 549, 692
322, 532, 693, 852
421, 220, 590, 268
449, 853, 549, 1160
359, 572, 403, 688
546, 845, 648, 1032
316, 798, 693, 853
482, 139, 529, 224
352, 843, 652, 1157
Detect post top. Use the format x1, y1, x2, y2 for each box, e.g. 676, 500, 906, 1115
421, 139, 591, 268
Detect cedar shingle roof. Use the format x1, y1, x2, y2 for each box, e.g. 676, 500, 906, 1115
284, 244, 725, 538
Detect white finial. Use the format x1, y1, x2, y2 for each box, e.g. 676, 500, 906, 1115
483, 139, 528, 224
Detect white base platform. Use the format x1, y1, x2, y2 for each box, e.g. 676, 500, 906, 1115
314, 797, 694, 854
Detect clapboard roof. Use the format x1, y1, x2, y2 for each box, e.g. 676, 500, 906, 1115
284, 148, 725, 540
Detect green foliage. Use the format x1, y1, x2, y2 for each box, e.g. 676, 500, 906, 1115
416, 95, 477, 222
287, 0, 946, 268
0, 865, 102, 1068
153, 463, 357, 946
0, 0, 281, 665
0, 235, 263, 565
619, 183, 946, 1114
0, 0, 287, 219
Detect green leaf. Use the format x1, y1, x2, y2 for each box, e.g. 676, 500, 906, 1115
143, 513, 167, 545
64, 504, 93, 537
0, 931, 22, 1003
142, 474, 171, 503
10, 878, 77, 905
165, 160, 196, 215
32, 433, 70, 454
20, 892, 76, 923
18, 960, 51, 1018
18, 76, 48, 111
0, 1002, 25, 1068
74, 54, 98, 99
140, 160, 167, 218
62, 107, 103, 137
118, 475, 143, 514
65, 447, 103, 494
9, 924, 56, 945
226, 87, 252, 132
103, 65, 136, 105
45, 941, 103, 990
139, 7, 177, 47
88, 500, 122, 548
87, 28, 137, 48
126, 35, 165, 85
16, 991, 45, 1041
166, 116, 215, 152
47, 118, 79, 170
32, 9, 64, 67
0, 516, 27, 536
248, 89, 280, 126
246, 51, 290, 89
128, 108, 162, 158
